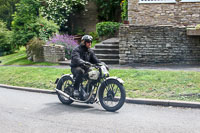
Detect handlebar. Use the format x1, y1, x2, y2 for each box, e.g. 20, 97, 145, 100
83, 62, 109, 70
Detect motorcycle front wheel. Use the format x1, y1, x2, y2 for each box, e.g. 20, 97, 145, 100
57, 76, 74, 105
99, 79, 126, 112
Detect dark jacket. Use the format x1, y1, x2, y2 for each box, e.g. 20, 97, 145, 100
70, 45, 100, 67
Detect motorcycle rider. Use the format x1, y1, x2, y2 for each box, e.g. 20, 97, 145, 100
70, 35, 101, 97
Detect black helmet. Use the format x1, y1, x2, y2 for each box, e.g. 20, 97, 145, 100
81, 35, 93, 43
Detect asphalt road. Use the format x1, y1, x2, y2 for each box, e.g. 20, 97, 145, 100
0, 87, 200, 133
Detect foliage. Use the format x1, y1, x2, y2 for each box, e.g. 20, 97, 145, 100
12, 0, 59, 47
94, 0, 121, 21
73, 27, 85, 35
26, 37, 45, 62
89, 31, 99, 41
96, 22, 121, 37
36, 17, 59, 41
40, 0, 88, 31
0, 0, 19, 29
89, 32, 99, 47
47, 34, 78, 59
91, 39, 99, 48
12, 0, 41, 47
120, 0, 128, 21
12, 0, 40, 30
0, 20, 14, 56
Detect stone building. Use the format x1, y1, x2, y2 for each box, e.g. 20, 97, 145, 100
128, 0, 200, 27
119, 0, 200, 65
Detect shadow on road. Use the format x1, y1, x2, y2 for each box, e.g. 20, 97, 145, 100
37, 102, 119, 115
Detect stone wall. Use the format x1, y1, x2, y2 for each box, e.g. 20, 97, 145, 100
43, 45, 65, 63
119, 25, 200, 65
128, 0, 200, 26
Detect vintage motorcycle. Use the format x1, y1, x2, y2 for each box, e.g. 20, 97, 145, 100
54, 63, 126, 112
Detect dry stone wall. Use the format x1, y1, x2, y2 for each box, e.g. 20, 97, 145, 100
128, 0, 200, 26
43, 45, 65, 63
119, 25, 200, 65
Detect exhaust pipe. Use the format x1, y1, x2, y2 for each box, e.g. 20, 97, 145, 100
54, 88, 96, 103
54, 88, 84, 102
54, 88, 71, 98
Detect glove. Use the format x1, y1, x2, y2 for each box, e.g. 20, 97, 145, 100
97, 62, 109, 71
83, 61, 92, 68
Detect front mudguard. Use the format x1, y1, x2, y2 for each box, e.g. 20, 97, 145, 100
104, 77, 124, 84
55, 74, 73, 89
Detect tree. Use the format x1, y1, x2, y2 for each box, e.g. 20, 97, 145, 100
0, 0, 20, 29
0, 20, 13, 55
12, 0, 41, 47
12, 0, 59, 47
40, 0, 88, 32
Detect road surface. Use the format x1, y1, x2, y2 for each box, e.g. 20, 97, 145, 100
0, 87, 199, 133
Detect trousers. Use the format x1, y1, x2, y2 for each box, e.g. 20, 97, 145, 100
71, 67, 86, 91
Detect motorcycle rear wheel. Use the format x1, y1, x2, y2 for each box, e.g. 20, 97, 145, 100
57, 76, 74, 105
99, 79, 126, 112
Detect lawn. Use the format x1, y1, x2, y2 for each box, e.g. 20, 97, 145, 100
0, 47, 200, 102
0, 66, 199, 102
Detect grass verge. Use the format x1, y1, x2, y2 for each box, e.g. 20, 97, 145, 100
0, 66, 199, 102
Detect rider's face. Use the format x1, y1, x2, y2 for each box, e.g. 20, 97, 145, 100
85, 42, 91, 49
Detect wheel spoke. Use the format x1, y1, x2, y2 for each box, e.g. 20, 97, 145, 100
63, 82, 67, 90
105, 84, 111, 92
102, 82, 123, 107
114, 86, 119, 96
110, 84, 114, 91
103, 97, 109, 105
60, 79, 72, 99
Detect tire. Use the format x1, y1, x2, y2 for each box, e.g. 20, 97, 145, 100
57, 76, 74, 105
99, 79, 126, 112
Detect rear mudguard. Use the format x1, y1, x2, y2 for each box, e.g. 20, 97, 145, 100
55, 74, 73, 89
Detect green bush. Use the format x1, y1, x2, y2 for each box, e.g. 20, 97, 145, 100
12, 16, 59, 47
11, 0, 59, 47
36, 17, 59, 41
96, 22, 121, 37
12, 0, 41, 47
89, 31, 99, 41
0, 20, 14, 56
